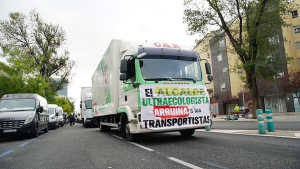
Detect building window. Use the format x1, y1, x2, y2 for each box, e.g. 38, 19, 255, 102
296, 41, 300, 50
207, 53, 210, 58
217, 54, 222, 61
221, 83, 226, 91
292, 10, 298, 18
238, 68, 243, 73
294, 26, 300, 34
219, 39, 225, 47
222, 67, 227, 72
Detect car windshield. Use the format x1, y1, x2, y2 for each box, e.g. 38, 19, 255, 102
85, 99, 92, 109
0, 99, 36, 112
47, 108, 55, 115
139, 56, 202, 81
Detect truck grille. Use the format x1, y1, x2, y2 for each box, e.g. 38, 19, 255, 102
0, 120, 25, 128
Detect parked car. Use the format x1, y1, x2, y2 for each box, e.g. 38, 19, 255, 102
0, 93, 49, 138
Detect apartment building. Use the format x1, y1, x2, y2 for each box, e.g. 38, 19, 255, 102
194, 1, 300, 114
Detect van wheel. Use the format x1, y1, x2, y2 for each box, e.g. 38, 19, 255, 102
32, 126, 39, 138
43, 124, 49, 133
124, 117, 137, 142
53, 124, 57, 130
179, 129, 195, 137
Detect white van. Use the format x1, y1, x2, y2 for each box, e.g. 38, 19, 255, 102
47, 104, 60, 129
57, 106, 64, 126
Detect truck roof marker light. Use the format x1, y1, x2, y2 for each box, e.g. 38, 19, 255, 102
136, 52, 147, 59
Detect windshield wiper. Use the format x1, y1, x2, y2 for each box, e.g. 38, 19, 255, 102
171, 78, 196, 83
144, 78, 173, 83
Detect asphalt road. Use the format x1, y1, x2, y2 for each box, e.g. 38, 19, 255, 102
212, 121, 300, 131
1, 123, 300, 169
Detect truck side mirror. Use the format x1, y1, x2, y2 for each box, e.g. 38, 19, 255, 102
120, 73, 128, 81
205, 62, 211, 75
55, 112, 59, 116
207, 74, 213, 82
120, 59, 128, 73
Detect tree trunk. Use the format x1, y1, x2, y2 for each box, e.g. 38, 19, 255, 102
248, 68, 258, 119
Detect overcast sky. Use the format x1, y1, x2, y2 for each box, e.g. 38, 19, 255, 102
0, 0, 199, 112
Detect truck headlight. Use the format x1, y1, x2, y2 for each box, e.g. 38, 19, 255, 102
24, 114, 34, 124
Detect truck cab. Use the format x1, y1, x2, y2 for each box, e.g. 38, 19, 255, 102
0, 93, 49, 138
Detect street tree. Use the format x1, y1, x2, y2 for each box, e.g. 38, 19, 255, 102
50, 97, 75, 114
0, 10, 75, 92
277, 70, 300, 106
183, 0, 296, 118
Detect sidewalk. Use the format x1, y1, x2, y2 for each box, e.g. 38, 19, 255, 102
207, 112, 300, 138
212, 112, 300, 122
198, 129, 300, 138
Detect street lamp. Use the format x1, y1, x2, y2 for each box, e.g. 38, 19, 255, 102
242, 83, 246, 109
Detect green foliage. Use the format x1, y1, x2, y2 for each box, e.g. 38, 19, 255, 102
50, 97, 74, 114
0, 10, 76, 92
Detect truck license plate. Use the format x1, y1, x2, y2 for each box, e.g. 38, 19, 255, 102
3, 129, 17, 133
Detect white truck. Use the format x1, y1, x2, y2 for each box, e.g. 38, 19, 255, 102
80, 87, 95, 127
92, 39, 213, 141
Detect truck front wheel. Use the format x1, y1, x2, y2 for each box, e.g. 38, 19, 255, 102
125, 117, 137, 142
179, 129, 195, 137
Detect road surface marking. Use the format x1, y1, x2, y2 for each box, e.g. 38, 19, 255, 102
128, 142, 154, 151
19, 142, 29, 146
168, 157, 203, 169
112, 135, 124, 140
203, 161, 229, 169
0, 150, 14, 158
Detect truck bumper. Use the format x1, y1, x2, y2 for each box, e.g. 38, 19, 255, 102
84, 118, 97, 126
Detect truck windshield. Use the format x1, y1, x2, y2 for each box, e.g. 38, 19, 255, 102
140, 56, 202, 81
0, 99, 36, 112
47, 108, 55, 115
85, 99, 92, 109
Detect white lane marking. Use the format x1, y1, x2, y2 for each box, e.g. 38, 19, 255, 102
168, 157, 203, 169
128, 142, 154, 152
112, 135, 124, 140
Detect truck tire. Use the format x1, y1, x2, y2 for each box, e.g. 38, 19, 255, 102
179, 129, 195, 137
124, 116, 137, 142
